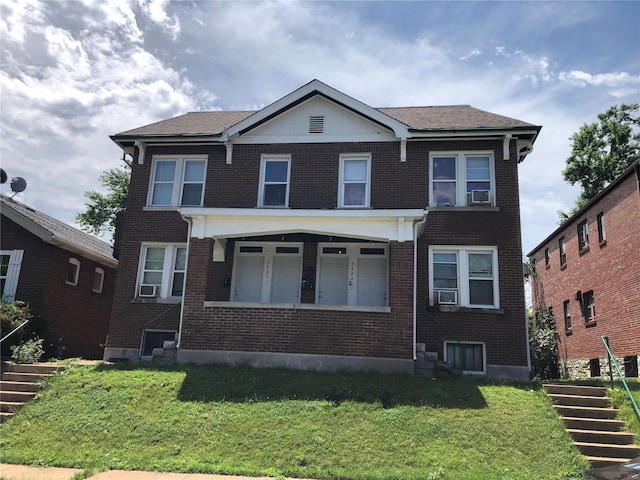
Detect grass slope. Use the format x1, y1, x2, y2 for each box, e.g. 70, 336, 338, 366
0, 364, 587, 480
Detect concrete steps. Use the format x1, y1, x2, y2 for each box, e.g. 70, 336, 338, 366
544, 383, 640, 469
0, 362, 60, 423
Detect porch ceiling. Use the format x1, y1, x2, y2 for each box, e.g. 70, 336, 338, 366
180, 207, 425, 243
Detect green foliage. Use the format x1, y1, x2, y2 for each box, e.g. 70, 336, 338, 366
1, 300, 32, 334
76, 165, 130, 237
528, 307, 559, 380
560, 103, 639, 222
10, 336, 45, 363
0, 364, 587, 479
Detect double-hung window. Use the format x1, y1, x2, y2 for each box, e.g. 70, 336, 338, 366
339, 154, 371, 208
429, 246, 499, 308
137, 244, 187, 299
0, 250, 23, 302
231, 242, 303, 303
563, 300, 572, 332
148, 156, 206, 207
430, 153, 494, 207
93, 267, 105, 294
66, 258, 80, 286
597, 212, 606, 244
259, 155, 291, 207
317, 243, 388, 307
583, 290, 596, 325
578, 220, 589, 251
559, 237, 567, 267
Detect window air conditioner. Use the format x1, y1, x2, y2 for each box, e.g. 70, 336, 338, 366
470, 190, 491, 205
139, 284, 158, 298
436, 290, 458, 305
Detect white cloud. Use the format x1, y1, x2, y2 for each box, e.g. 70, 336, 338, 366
460, 48, 481, 61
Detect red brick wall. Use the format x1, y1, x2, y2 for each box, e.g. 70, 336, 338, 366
530, 169, 640, 363
1, 216, 115, 359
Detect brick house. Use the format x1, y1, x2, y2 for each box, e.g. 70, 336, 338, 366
1, 195, 117, 359
528, 160, 639, 379
104, 80, 540, 380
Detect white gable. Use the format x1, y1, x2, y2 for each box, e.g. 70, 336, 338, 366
234, 96, 397, 144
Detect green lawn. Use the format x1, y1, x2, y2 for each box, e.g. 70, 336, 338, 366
0, 364, 587, 480
607, 378, 640, 437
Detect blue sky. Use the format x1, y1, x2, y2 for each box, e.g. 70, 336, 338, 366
1, 0, 639, 257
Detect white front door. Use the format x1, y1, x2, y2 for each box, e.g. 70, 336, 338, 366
357, 256, 387, 306
233, 255, 264, 302
271, 255, 301, 303
317, 255, 348, 305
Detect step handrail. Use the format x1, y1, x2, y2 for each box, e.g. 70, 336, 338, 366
601, 335, 640, 425
0, 319, 29, 344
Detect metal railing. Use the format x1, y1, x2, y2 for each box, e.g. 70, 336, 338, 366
0, 319, 30, 344
601, 335, 640, 424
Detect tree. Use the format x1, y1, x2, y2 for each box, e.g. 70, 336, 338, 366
559, 103, 639, 222
528, 307, 559, 380
76, 164, 130, 237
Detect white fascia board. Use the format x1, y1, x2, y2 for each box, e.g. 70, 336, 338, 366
224, 80, 411, 140
409, 129, 540, 139
180, 208, 425, 242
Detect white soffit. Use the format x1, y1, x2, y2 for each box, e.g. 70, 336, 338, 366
180, 208, 425, 242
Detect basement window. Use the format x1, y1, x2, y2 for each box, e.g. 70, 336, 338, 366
589, 358, 600, 378
624, 356, 638, 378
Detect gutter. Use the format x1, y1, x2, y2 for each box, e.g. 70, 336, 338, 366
413, 211, 429, 360
176, 216, 193, 350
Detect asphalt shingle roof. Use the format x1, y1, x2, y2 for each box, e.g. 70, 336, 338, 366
1, 194, 115, 262
113, 105, 537, 137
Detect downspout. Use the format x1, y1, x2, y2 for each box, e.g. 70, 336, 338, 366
176, 215, 193, 350
413, 211, 428, 360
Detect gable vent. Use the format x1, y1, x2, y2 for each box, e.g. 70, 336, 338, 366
309, 116, 324, 134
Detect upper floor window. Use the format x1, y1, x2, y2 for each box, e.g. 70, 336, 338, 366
66, 257, 80, 286
544, 248, 550, 268
578, 220, 589, 252
339, 154, 371, 208
137, 244, 187, 299
430, 246, 499, 309
597, 212, 606, 245
259, 155, 290, 207
148, 156, 206, 207
430, 153, 494, 207
93, 267, 105, 294
559, 237, 567, 268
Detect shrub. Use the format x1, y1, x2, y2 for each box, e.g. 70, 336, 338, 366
11, 337, 45, 364
1, 300, 32, 334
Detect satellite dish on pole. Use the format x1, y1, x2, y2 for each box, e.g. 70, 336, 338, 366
0, 169, 7, 184
10, 177, 27, 194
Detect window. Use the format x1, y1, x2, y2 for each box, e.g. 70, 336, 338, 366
429, 247, 499, 308
563, 300, 572, 332
589, 358, 601, 378
597, 212, 606, 244
0, 250, 23, 302
559, 237, 567, 267
544, 248, 550, 268
259, 155, 290, 207
148, 156, 206, 207
317, 243, 388, 306
445, 342, 485, 374
624, 356, 638, 378
582, 290, 596, 325
578, 220, 589, 251
137, 244, 187, 299
66, 258, 80, 286
232, 243, 303, 303
430, 152, 494, 207
92, 268, 105, 294
339, 154, 371, 207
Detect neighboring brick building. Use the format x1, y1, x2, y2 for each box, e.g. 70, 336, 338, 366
105, 80, 540, 380
1, 195, 117, 359
528, 160, 640, 379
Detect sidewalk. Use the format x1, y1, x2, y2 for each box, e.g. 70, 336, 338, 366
0, 464, 284, 480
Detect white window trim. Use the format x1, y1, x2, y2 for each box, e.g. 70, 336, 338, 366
93, 267, 105, 294
66, 257, 81, 286
316, 242, 389, 306
0, 249, 23, 302
136, 243, 187, 299
444, 341, 486, 375
147, 155, 207, 208
338, 153, 371, 208
429, 151, 495, 207
429, 246, 500, 309
258, 154, 291, 208
231, 242, 304, 303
